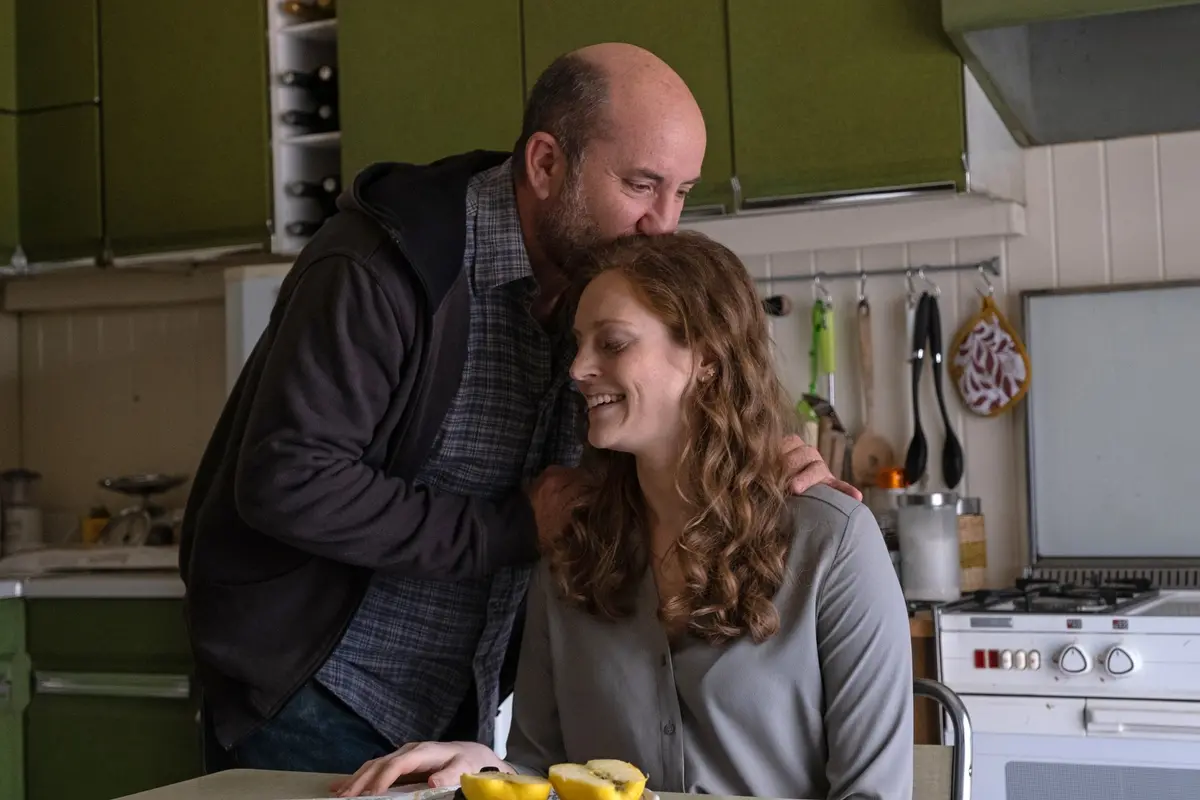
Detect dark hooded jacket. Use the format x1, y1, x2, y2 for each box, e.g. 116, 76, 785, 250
179, 150, 541, 747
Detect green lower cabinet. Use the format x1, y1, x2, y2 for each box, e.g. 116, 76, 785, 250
0, 653, 29, 800
0, 598, 27, 800
99, 0, 270, 257
25, 675, 200, 800
728, 0, 966, 204
339, 0, 525, 177
521, 0, 734, 214
25, 598, 201, 800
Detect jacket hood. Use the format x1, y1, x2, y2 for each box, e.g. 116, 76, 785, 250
336, 150, 512, 303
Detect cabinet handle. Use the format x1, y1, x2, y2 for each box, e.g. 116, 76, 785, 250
34, 672, 190, 700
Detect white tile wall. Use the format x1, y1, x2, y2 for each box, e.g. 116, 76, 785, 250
760, 130, 1200, 586
5, 130, 1200, 574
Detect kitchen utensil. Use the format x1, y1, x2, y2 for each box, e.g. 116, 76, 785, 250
798, 293, 835, 446
926, 293, 965, 489
797, 299, 823, 447
850, 295, 895, 486
903, 293, 931, 485
949, 279, 1031, 416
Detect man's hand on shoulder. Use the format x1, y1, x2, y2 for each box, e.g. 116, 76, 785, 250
527, 465, 587, 549
783, 435, 863, 502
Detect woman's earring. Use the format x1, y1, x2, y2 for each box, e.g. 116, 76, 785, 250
702, 366, 717, 383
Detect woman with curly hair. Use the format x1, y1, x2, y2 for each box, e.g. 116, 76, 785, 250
337, 231, 913, 800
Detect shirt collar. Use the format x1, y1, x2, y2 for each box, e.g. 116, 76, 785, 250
470, 159, 534, 294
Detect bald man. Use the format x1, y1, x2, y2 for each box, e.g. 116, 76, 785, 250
180, 43, 853, 775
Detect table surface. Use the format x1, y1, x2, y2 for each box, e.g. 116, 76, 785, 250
115, 770, 810, 800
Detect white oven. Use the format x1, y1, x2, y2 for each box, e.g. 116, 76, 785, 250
964, 694, 1200, 800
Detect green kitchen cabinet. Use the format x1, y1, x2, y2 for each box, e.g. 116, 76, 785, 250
0, 0, 12, 112
0, 105, 103, 267
521, 0, 734, 214
0, 113, 15, 267
17, 105, 103, 263
728, 0, 966, 205
25, 598, 201, 800
98, 0, 271, 257
0, 0, 98, 112
0, 598, 28, 800
339, 0, 525, 178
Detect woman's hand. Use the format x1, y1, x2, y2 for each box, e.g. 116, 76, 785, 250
332, 741, 513, 797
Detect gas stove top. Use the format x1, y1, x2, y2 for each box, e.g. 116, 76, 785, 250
941, 576, 1160, 615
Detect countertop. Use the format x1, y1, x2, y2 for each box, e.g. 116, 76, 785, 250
116, 771, 806, 800
0, 570, 184, 599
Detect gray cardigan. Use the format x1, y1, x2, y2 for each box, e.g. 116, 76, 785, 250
505, 485, 914, 800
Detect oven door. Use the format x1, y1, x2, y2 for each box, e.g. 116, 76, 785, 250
963, 695, 1200, 800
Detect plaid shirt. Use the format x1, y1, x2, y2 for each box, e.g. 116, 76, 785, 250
315, 160, 582, 747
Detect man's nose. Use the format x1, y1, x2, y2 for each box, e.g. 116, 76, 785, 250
637, 198, 679, 235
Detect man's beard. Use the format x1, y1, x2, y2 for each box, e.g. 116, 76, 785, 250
536, 169, 604, 281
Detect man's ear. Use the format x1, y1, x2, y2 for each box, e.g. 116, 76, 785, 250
523, 132, 566, 200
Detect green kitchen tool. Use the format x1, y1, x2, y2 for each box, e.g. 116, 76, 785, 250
797, 294, 836, 420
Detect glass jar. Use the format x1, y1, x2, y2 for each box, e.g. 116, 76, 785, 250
897, 491, 961, 602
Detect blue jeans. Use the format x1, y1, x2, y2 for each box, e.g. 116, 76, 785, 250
229, 680, 394, 774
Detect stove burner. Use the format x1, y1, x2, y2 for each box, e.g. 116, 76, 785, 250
947, 576, 1160, 615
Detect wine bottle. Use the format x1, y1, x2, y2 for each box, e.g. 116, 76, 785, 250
279, 66, 338, 105
279, 0, 335, 23
280, 65, 337, 91
284, 175, 340, 198
285, 220, 323, 237
281, 104, 338, 133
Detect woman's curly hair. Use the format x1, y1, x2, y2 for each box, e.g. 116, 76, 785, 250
550, 230, 795, 645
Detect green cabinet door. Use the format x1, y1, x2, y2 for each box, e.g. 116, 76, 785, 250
25, 598, 200, 800
17, 105, 102, 263
0, 598, 28, 800
0, 106, 102, 266
26, 684, 200, 800
1, 0, 98, 111
522, 1, 733, 214
339, 0, 524, 178
0, 654, 29, 800
0, 113, 15, 266
728, 0, 966, 204
0, 0, 13, 112
99, 0, 270, 257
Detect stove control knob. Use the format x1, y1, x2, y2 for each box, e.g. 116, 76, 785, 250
1028, 650, 1041, 670
1000, 650, 1013, 670
1014, 650, 1028, 670
1058, 644, 1091, 675
1103, 645, 1140, 678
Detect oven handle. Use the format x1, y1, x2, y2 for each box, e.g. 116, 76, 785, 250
1086, 704, 1200, 738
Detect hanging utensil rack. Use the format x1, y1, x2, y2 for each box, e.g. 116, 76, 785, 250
760, 256, 1000, 316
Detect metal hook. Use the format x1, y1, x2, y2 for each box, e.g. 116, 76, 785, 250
976, 264, 995, 297
813, 273, 833, 307
916, 266, 942, 297
857, 271, 868, 303
905, 268, 917, 299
